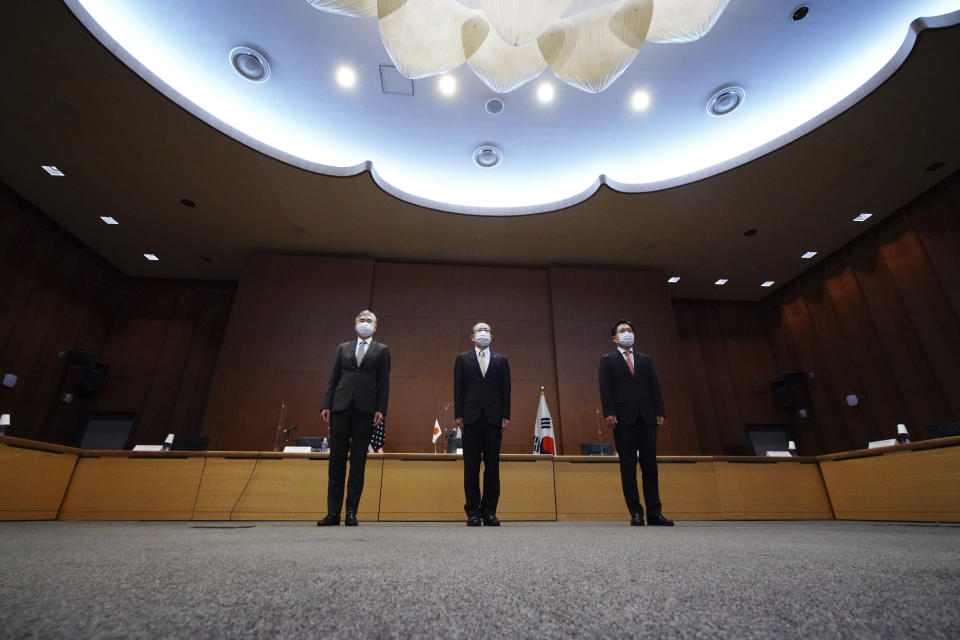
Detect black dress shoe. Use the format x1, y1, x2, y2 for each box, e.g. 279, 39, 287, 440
630, 513, 645, 526
344, 511, 358, 527
467, 514, 482, 527
317, 514, 340, 527
647, 512, 674, 526
482, 514, 501, 526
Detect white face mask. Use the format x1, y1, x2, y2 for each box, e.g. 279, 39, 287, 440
356, 322, 375, 338
617, 331, 635, 347
474, 331, 491, 347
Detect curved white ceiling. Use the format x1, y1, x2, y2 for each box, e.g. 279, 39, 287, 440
65, 0, 960, 215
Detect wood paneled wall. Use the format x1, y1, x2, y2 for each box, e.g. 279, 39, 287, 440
0, 185, 233, 445
550, 268, 699, 455
672, 301, 783, 455
203, 259, 699, 454
761, 175, 960, 453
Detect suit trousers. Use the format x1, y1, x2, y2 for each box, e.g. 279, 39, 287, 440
613, 422, 662, 515
327, 403, 373, 516
462, 415, 502, 517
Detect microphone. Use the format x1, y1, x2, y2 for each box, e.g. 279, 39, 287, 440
282, 424, 298, 434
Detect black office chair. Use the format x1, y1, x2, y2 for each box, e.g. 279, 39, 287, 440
580, 442, 613, 455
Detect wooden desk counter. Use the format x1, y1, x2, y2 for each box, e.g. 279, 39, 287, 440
0, 437, 78, 520
378, 453, 556, 521
554, 455, 833, 521
817, 437, 960, 522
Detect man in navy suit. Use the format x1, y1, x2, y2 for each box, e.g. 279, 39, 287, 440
598, 318, 673, 526
454, 322, 511, 526
317, 310, 390, 527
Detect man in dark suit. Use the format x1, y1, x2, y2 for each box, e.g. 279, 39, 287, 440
454, 322, 511, 526
598, 318, 673, 527
317, 310, 390, 527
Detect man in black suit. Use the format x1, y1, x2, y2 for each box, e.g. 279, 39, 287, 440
454, 322, 511, 526
317, 310, 390, 527
598, 319, 673, 527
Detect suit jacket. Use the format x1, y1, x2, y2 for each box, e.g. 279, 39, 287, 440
598, 349, 665, 427
454, 349, 511, 426
322, 339, 391, 415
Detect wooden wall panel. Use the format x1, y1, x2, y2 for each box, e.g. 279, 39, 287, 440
673, 301, 782, 455
0, 186, 232, 447
550, 267, 698, 455
201, 254, 373, 449
371, 263, 556, 454
764, 171, 960, 453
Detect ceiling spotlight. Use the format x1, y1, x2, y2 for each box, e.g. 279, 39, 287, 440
336, 66, 357, 88
229, 47, 271, 83
144, 253, 159, 261
667, 276, 680, 283
707, 86, 745, 117
853, 213, 873, 222
792, 5, 810, 21
100, 216, 118, 225
631, 90, 651, 112
41, 165, 65, 176
801, 251, 818, 259
537, 83, 555, 104
762, 281, 775, 288
438, 75, 457, 96
715, 279, 728, 286
473, 145, 502, 169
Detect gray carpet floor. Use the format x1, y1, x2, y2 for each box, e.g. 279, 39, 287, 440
0, 520, 958, 639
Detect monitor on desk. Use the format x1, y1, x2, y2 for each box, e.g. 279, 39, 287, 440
580, 442, 613, 456
295, 437, 327, 451
170, 435, 210, 451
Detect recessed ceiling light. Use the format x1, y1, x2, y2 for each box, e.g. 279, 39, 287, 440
762, 280, 775, 288
707, 86, 745, 117
801, 251, 818, 259
715, 279, 728, 286
144, 253, 159, 261
100, 216, 118, 225
41, 165, 65, 176
438, 75, 457, 96
537, 82, 555, 104
630, 90, 651, 112
853, 212, 872, 222
484, 98, 505, 116
667, 276, 680, 283
473, 145, 502, 169
336, 66, 356, 89
229, 46, 271, 83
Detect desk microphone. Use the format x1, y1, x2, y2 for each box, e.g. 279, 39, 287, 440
282, 424, 299, 434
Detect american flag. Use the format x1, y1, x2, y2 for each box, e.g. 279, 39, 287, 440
369, 420, 385, 453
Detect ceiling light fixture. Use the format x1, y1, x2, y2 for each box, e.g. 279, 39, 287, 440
336, 65, 357, 88
630, 89, 651, 112
41, 165, 65, 176
536, 82, 555, 103
100, 216, 118, 225
853, 212, 872, 222
308, 0, 730, 94
761, 280, 775, 287
229, 46, 271, 83
484, 98, 505, 115
707, 85, 745, 117
715, 278, 728, 286
667, 276, 680, 283
473, 144, 503, 168
792, 5, 810, 21
801, 251, 818, 259
438, 74, 457, 96
144, 253, 159, 261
